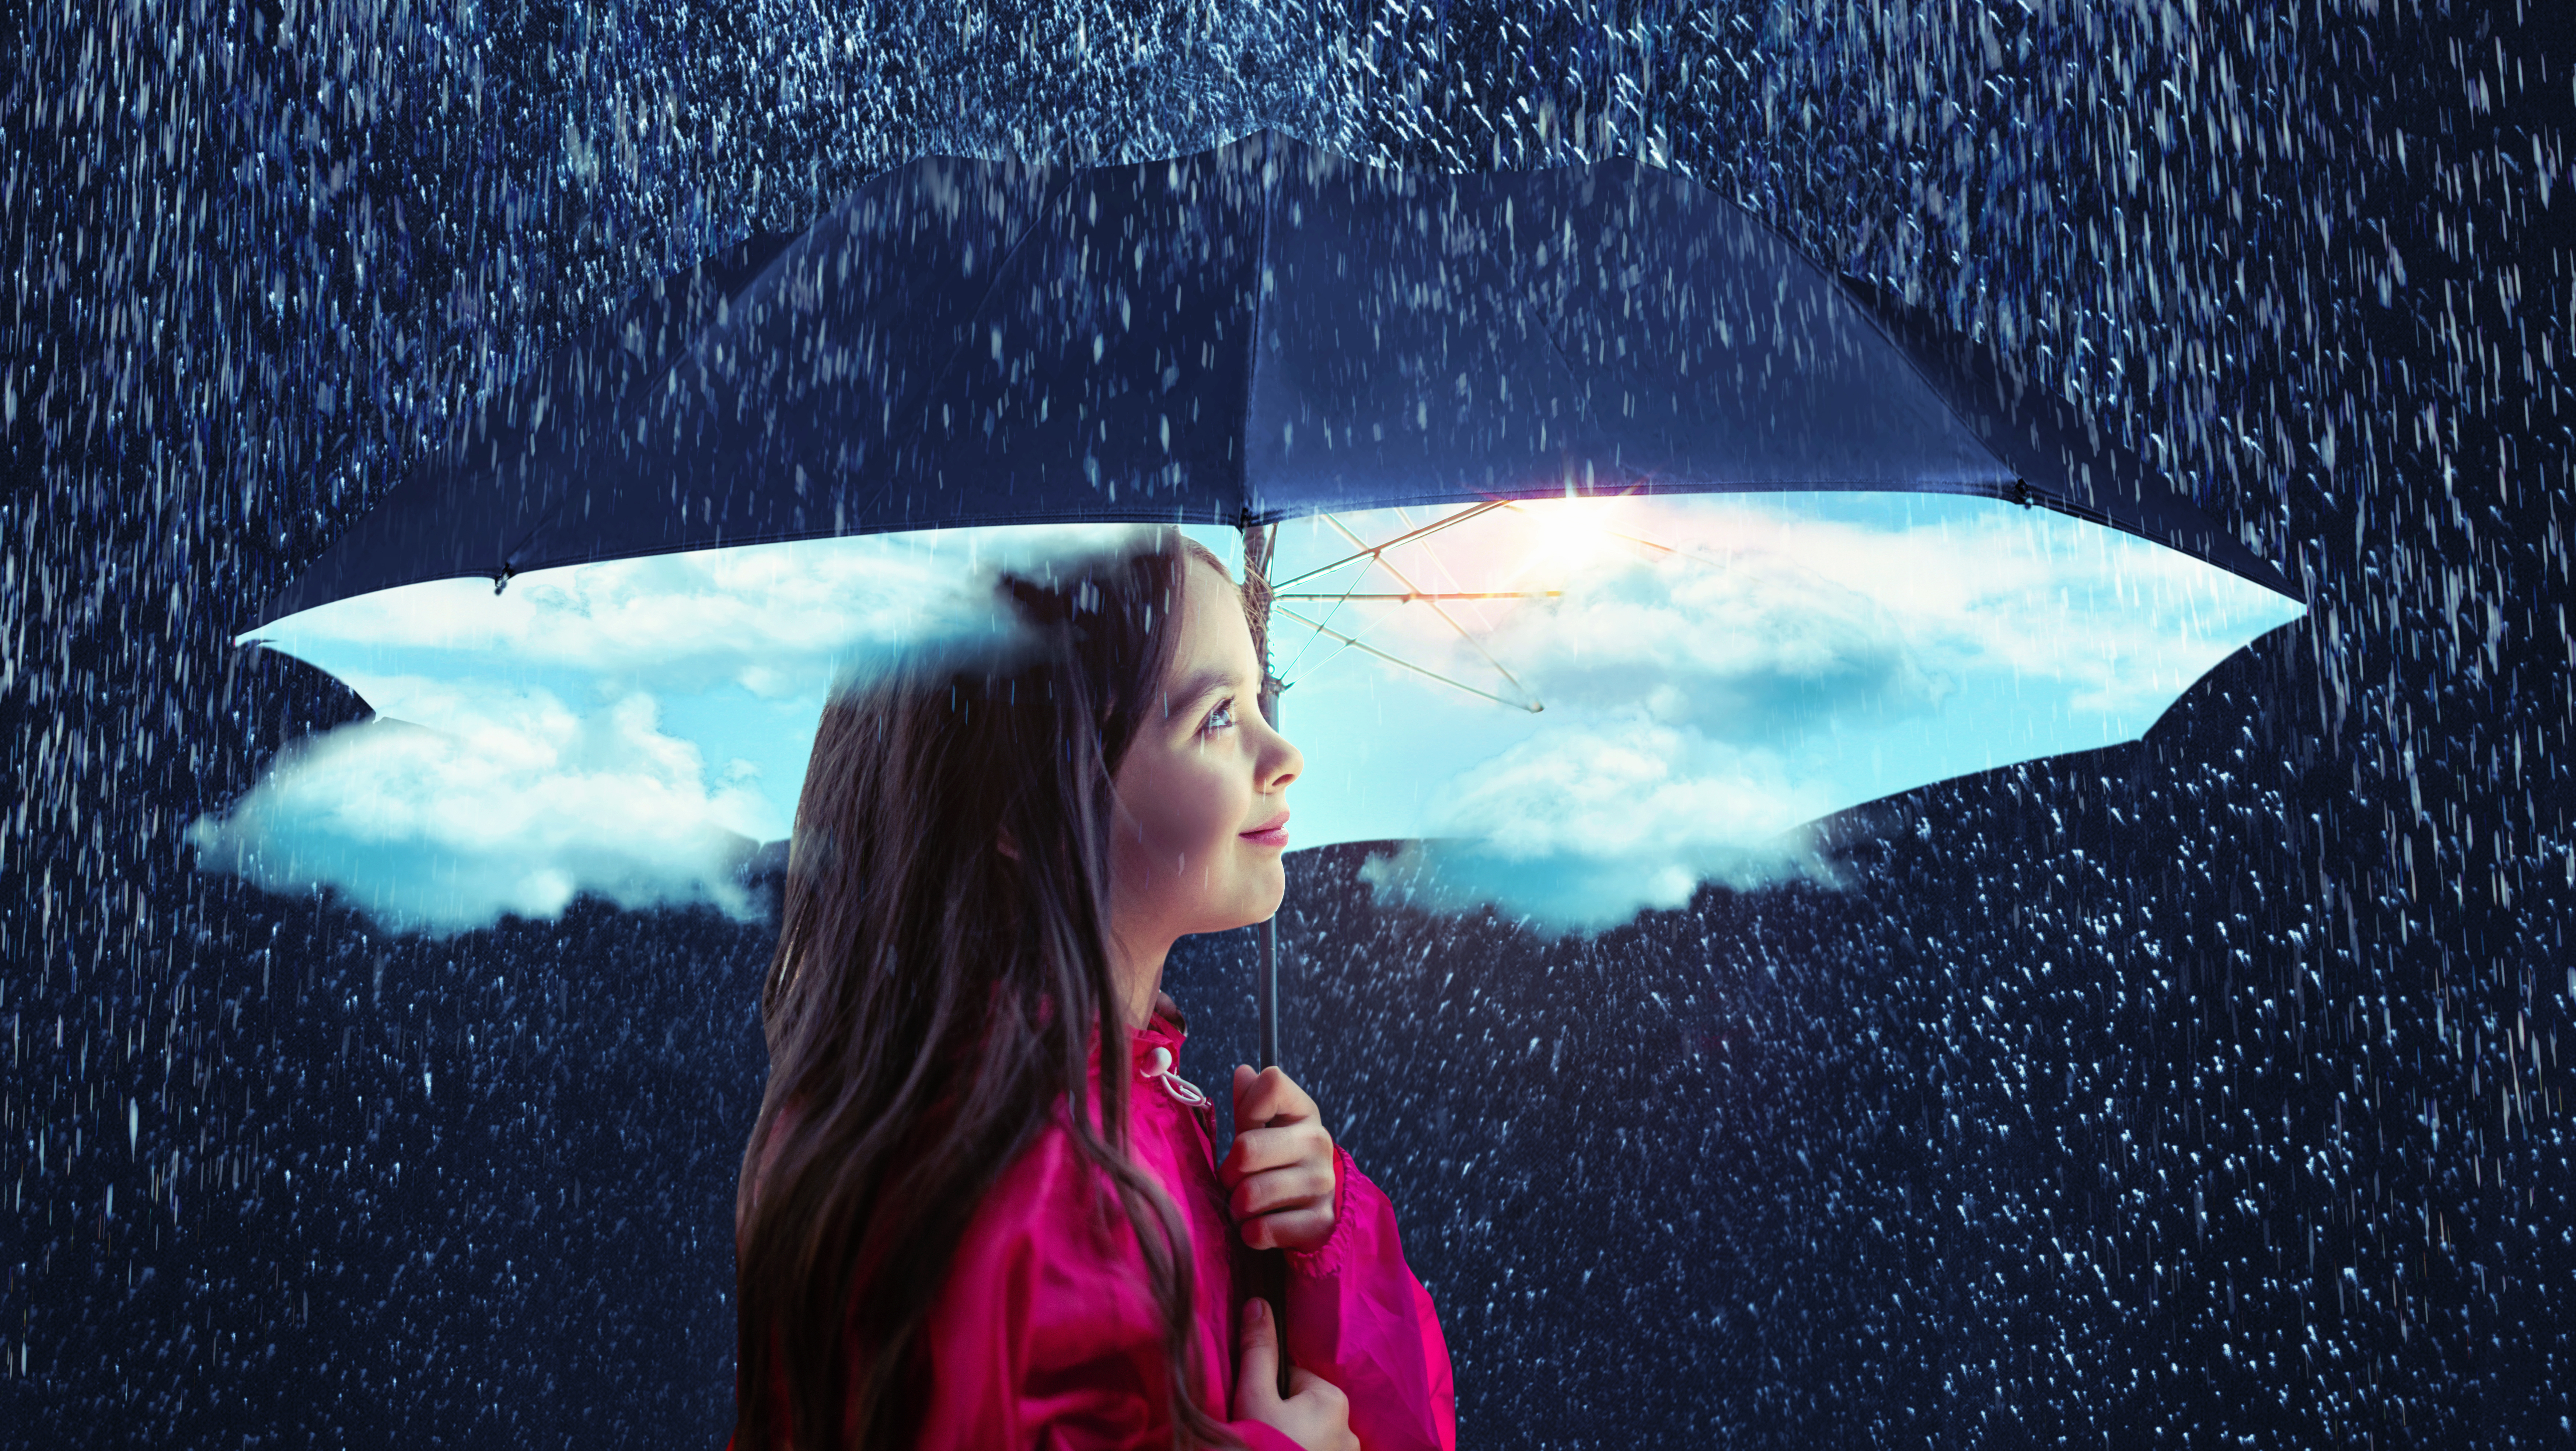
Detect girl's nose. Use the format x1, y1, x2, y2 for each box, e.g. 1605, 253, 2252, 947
1260, 723, 1302, 794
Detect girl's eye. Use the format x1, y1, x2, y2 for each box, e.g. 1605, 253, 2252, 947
1201, 696, 1236, 734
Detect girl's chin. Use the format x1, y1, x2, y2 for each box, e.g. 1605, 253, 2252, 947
1208, 872, 1287, 933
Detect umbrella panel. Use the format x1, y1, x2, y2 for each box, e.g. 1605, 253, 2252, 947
257, 130, 2287, 633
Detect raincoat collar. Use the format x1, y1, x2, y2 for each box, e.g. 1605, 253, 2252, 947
1079, 993, 1212, 1110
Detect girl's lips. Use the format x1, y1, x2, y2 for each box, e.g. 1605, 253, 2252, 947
1239, 810, 1290, 848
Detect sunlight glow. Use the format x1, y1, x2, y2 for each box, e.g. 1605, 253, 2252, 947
1495, 496, 1666, 584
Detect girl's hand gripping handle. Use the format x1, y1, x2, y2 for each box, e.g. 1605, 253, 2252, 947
1226, 1064, 1339, 1397
1222, 1065, 1337, 1251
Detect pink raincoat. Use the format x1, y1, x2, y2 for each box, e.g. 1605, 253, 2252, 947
744, 1008, 1457, 1450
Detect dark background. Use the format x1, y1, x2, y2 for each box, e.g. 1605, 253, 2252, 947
5, 0, 2571, 1445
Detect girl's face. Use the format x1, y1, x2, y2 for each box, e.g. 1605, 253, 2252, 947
1107, 556, 1305, 958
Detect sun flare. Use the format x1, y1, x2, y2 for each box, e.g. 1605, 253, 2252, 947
1497, 497, 1663, 585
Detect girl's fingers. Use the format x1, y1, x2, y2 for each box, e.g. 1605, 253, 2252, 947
1219, 1123, 1332, 1183
1231, 1064, 1319, 1127
1237, 1205, 1335, 1252
1234, 1298, 1283, 1412
1229, 1161, 1336, 1220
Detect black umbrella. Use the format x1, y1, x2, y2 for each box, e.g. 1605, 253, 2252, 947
253, 127, 2294, 1070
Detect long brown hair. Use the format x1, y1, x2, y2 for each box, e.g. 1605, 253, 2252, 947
731, 527, 1242, 1450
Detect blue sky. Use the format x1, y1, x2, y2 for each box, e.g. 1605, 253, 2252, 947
205, 496, 2303, 934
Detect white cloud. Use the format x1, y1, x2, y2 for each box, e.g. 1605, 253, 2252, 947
1357, 714, 1833, 934
1346, 497, 2265, 735
1301, 495, 2303, 933
1722, 503, 2268, 721
187, 685, 772, 934
1466, 543, 1951, 737
252, 523, 1170, 700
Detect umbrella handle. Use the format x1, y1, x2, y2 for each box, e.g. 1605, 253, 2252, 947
1252, 896, 1289, 1399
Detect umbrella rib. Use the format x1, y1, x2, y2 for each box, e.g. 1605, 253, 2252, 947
1318, 514, 1542, 707
1267, 500, 1509, 591
1280, 603, 1392, 685
1273, 606, 1542, 713
1272, 514, 1384, 683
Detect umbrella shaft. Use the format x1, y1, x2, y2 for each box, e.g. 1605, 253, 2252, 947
1259, 917, 1280, 1071
1246, 518, 1285, 1074
1257, 685, 1282, 1072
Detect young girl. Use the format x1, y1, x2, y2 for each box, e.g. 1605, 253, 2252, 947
731, 529, 1456, 1450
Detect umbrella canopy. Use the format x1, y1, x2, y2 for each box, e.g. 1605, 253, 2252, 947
255, 127, 2287, 629
214, 129, 2305, 1052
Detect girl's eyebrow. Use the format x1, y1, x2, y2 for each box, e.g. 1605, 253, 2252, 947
1168, 667, 1242, 711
